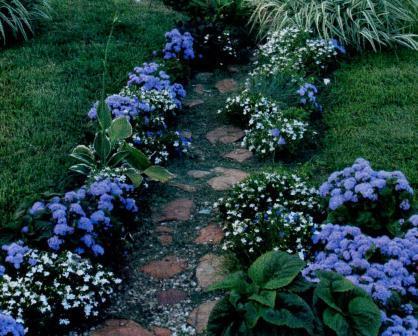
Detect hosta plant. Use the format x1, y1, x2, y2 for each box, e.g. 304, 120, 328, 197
207, 251, 381, 336
246, 0, 418, 51
0, 248, 120, 334
319, 158, 415, 237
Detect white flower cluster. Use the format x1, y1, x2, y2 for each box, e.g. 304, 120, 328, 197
251, 27, 338, 78
0, 250, 120, 332
243, 109, 308, 157
215, 173, 322, 262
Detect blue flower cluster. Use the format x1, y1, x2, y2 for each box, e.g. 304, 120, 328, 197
26, 176, 138, 257
163, 28, 195, 60
297, 82, 322, 111
304, 222, 418, 335
319, 158, 414, 235
0, 313, 24, 336
2, 241, 30, 269
127, 62, 186, 108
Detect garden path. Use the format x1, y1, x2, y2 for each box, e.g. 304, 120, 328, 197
91, 67, 256, 335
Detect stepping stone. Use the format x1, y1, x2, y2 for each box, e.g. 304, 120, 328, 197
206, 126, 244, 144
157, 199, 193, 222
195, 72, 213, 82
187, 170, 211, 179
92, 319, 152, 336
152, 327, 171, 336
155, 226, 173, 234
208, 167, 249, 191
215, 78, 238, 93
224, 148, 253, 163
169, 182, 197, 193
196, 253, 226, 289
140, 255, 187, 279
187, 300, 219, 333
155, 226, 173, 246
157, 234, 173, 246
156, 289, 187, 305
194, 84, 205, 94
194, 224, 224, 245
184, 99, 204, 108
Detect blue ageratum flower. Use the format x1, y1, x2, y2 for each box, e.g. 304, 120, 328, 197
2, 241, 30, 270
0, 312, 25, 336
163, 28, 195, 61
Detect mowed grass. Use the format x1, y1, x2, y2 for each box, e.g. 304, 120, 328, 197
305, 49, 418, 189
0, 0, 181, 226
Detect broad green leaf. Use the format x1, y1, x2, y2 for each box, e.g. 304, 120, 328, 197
143, 165, 174, 182
314, 286, 342, 313
207, 271, 247, 292
286, 274, 314, 293
322, 308, 350, 336
94, 131, 111, 163
317, 271, 355, 292
109, 117, 132, 142
244, 302, 261, 328
107, 150, 130, 167
123, 143, 151, 170
124, 168, 143, 187
71, 145, 94, 159
261, 292, 315, 335
348, 297, 381, 336
248, 251, 305, 289
97, 100, 112, 130
69, 163, 91, 175
207, 297, 238, 336
249, 290, 276, 308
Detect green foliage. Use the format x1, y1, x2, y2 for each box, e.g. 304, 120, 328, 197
207, 251, 382, 336
246, 0, 418, 51
0, 0, 51, 45
188, 0, 250, 24
70, 106, 173, 186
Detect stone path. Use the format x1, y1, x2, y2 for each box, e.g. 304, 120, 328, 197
94, 67, 253, 335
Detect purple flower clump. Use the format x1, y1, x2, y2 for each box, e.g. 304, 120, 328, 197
1, 241, 30, 269
0, 312, 25, 336
26, 176, 138, 257
163, 28, 195, 61
304, 223, 418, 335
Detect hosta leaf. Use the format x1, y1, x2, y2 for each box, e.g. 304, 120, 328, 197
143, 166, 174, 182
261, 292, 315, 335
97, 100, 112, 130
107, 150, 130, 167
71, 145, 94, 162
69, 163, 91, 175
322, 308, 350, 336
249, 290, 276, 308
94, 131, 111, 162
109, 117, 132, 142
207, 271, 248, 292
348, 297, 381, 336
123, 144, 151, 170
124, 168, 143, 187
248, 251, 305, 289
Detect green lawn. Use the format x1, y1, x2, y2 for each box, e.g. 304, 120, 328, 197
0, 0, 181, 227
306, 49, 418, 189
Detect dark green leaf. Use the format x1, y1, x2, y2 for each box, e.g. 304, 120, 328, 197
348, 297, 381, 336
94, 131, 111, 163
97, 100, 112, 130
69, 163, 91, 175
249, 290, 276, 308
123, 143, 151, 170
244, 302, 261, 328
107, 150, 130, 167
207, 297, 238, 336
143, 165, 174, 182
124, 168, 143, 187
207, 271, 247, 292
322, 308, 350, 336
248, 251, 305, 289
109, 117, 132, 142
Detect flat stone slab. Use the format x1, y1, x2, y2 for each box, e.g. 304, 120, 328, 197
157, 234, 173, 246
208, 167, 249, 191
187, 170, 211, 179
184, 99, 204, 108
92, 319, 152, 336
169, 182, 197, 193
156, 289, 187, 305
224, 148, 253, 163
187, 300, 219, 333
157, 199, 193, 222
215, 78, 237, 93
194, 84, 205, 94
206, 126, 244, 144
152, 327, 171, 336
196, 253, 226, 289
140, 255, 187, 279
194, 224, 224, 245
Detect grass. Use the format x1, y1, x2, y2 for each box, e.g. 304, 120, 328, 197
305, 49, 418, 189
0, 0, 181, 227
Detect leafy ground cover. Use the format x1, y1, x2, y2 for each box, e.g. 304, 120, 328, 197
0, 0, 181, 227
306, 49, 418, 189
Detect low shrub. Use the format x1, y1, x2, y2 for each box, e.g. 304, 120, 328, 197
216, 172, 322, 264
319, 158, 415, 236
247, 0, 418, 51
0, 248, 120, 334
304, 222, 418, 335
207, 251, 382, 336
